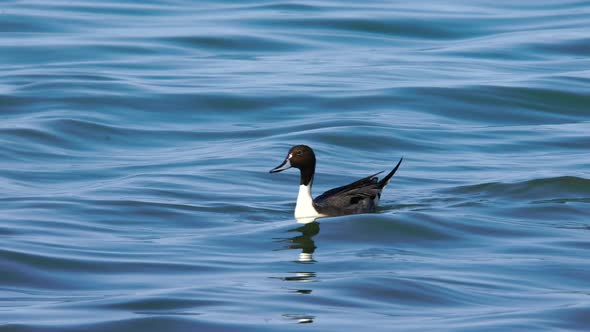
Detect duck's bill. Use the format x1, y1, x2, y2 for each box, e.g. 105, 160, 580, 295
269, 159, 291, 173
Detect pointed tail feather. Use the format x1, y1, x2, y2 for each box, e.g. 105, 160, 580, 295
378, 157, 403, 189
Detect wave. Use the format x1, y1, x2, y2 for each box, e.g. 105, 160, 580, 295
446, 176, 590, 201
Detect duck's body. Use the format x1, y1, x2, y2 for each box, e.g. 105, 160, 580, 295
270, 145, 403, 221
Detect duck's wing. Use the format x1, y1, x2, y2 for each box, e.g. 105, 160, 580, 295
313, 172, 383, 215
314, 171, 382, 201
313, 158, 404, 216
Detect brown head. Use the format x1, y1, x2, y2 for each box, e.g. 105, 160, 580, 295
269, 145, 316, 186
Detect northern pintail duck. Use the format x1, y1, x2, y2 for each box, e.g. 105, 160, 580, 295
270, 145, 403, 221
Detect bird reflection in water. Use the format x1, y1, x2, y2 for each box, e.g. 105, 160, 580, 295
284, 221, 319, 264
274, 221, 320, 324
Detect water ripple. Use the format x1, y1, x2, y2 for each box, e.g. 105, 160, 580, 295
1, 0, 590, 331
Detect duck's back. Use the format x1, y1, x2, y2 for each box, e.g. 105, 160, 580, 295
313, 172, 382, 216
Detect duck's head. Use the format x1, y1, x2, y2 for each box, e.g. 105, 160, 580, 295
269, 145, 316, 174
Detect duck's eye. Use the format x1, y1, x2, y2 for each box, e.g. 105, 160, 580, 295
296, 150, 303, 156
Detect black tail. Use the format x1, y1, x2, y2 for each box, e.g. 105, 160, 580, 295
378, 157, 403, 189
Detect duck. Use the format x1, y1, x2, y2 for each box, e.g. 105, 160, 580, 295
270, 145, 403, 221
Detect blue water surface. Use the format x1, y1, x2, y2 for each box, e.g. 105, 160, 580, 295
1, 1, 589, 331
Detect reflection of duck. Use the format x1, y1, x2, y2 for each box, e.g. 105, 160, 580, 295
286, 222, 319, 263
273, 222, 320, 295
270, 145, 403, 223
274, 223, 320, 324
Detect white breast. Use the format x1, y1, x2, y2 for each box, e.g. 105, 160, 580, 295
294, 184, 324, 222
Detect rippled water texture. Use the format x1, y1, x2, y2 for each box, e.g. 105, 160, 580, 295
1, 1, 589, 331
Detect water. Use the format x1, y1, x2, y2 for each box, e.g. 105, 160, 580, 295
1, 0, 589, 330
